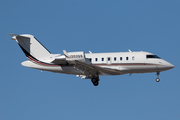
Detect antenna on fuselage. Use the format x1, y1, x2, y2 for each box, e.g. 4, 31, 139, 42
128, 49, 132, 52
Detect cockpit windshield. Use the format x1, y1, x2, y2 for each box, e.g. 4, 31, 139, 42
146, 55, 161, 59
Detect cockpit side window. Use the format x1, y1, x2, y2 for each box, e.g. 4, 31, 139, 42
146, 55, 161, 59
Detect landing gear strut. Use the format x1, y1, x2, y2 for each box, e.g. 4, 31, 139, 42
156, 72, 160, 82
91, 77, 99, 86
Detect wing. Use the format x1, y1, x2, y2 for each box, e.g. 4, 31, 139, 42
74, 60, 121, 77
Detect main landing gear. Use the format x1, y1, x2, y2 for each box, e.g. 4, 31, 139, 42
156, 72, 160, 82
91, 76, 99, 86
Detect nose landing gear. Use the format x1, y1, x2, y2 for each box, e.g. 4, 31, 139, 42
156, 72, 160, 82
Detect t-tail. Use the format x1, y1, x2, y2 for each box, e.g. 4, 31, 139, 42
8, 34, 51, 61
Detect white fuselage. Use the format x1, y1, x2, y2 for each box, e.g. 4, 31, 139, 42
21, 51, 174, 76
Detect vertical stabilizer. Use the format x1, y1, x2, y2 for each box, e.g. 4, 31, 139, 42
9, 34, 51, 60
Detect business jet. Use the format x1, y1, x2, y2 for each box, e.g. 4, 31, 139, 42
9, 34, 174, 86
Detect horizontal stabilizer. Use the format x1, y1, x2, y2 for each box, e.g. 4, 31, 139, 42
8, 33, 30, 40
8, 33, 18, 36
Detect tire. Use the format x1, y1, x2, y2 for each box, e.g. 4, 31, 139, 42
91, 78, 97, 83
156, 78, 160, 82
93, 81, 99, 86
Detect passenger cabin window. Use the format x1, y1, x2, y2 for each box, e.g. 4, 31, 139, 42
102, 58, 104, 61
126, 57, 129, 60
95, 58, 98, 61
146, 55, 161, 59
108, 57, 110, 61
114, 57, 116, 61
120, 57, 122, 61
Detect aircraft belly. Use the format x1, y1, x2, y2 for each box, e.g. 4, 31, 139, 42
119, 65, 158, 73
21, 61, 83, 75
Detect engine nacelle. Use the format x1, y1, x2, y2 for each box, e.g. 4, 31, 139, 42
64, 51, 86, 62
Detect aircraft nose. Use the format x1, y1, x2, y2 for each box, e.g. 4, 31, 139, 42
168, 63, 175, 69
160, 60, 174, 70
165, 61, 174, 70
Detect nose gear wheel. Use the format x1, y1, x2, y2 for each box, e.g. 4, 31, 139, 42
156, 72, 160, 82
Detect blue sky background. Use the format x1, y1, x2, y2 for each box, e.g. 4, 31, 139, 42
0, 0, 179, 120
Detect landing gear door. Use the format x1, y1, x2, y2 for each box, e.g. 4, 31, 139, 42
107, 57, 111, 64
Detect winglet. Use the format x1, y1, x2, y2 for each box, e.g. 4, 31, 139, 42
128, 49, 132, 52
63, 50, 70, 58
